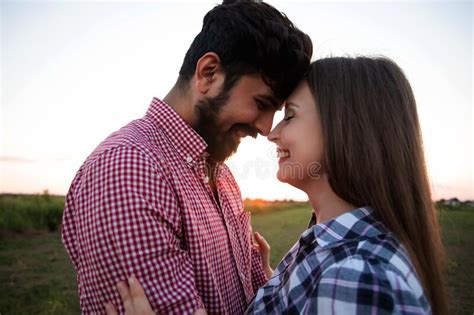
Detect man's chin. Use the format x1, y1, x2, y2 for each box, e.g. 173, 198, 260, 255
208, 142, 240, 162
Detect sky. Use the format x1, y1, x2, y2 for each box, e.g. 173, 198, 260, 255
1, 0, 473, 201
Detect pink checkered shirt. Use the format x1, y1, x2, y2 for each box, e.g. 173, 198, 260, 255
62, 98, 267, 315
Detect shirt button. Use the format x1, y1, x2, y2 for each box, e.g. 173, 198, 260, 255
203, 176, 209, 184
186, 155, 193, 163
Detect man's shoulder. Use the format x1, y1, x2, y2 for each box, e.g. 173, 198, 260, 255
66, 121, 176, 202
82, 119, 170, 173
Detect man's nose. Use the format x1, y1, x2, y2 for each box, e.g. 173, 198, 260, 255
255, 112, 274, 136
267, 124, 279, 143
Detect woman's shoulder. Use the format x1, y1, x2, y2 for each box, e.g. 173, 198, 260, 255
314, 253, 431, 314
323, 245, 422, 293
322, 208, 417, 283
352, 231, 413, 275
331, 227, 418, 286
316, 236, 431, 314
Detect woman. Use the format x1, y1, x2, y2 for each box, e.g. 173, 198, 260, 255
105, 57, 448, 314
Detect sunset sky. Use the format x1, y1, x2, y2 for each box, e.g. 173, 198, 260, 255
1, 0, 472, 201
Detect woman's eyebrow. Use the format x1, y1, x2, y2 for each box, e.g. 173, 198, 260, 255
285, 101, 299, 109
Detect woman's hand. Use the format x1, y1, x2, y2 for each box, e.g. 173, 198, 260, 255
105, 276, 155, 315
105, 276, 207, 315
253, 232, 273, 278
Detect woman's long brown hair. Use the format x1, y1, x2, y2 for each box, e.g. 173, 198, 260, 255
307, 57, 447, 315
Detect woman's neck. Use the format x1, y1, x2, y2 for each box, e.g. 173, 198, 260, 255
305, 177, 357, 225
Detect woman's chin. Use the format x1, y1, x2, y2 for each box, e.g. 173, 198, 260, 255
276, 171, 287, 183
276, 170, 298, 187
277, 166, 312, 194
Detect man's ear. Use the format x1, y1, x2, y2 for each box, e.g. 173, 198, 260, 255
194, 52, 223, 95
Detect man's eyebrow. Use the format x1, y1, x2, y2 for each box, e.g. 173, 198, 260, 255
256, 94, 281, 109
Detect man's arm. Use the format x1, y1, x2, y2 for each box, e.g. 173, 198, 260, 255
82, 146, 204, 314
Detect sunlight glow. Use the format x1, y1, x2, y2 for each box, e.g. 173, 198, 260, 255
1, 0, 472, 201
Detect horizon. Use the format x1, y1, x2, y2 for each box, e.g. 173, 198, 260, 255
0, 192, 472, 204
1, 1, 473, 201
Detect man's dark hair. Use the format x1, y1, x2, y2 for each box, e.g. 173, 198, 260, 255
178, 0, 313, 103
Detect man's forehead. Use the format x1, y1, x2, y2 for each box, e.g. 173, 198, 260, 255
235, 74, 283, 108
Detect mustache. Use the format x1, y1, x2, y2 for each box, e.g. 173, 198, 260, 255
230, 124, 258, 139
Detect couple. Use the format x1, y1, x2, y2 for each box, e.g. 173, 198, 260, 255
61, 1, 447, 314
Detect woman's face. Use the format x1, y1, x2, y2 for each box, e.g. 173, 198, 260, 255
268, 80, 325, 189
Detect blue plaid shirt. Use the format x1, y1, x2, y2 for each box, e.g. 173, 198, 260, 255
245, 207, 431, 314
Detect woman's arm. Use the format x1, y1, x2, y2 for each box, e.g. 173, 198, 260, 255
105, 276, 207, 315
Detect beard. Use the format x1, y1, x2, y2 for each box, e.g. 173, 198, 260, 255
194, 90, 258, 162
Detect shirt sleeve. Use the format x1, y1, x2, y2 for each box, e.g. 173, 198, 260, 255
306, 257, 429, 314
76, 146, 204, 314
62, 174, 81, 271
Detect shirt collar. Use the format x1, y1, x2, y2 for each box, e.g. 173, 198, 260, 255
145, 97, 208, 164
303, 207, 386, 249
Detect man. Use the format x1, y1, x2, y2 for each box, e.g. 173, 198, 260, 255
61, 1, 312, 314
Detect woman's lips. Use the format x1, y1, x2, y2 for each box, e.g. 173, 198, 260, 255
276, 147, 291, 163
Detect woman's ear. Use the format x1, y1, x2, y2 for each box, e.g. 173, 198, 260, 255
194, 52, 223, 95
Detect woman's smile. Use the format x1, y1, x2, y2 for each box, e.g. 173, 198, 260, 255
276, 147, 291, 163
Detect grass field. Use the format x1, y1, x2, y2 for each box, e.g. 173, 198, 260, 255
0, 194, 64, 233
0, 197, 473, 314
438, 206, 474, 314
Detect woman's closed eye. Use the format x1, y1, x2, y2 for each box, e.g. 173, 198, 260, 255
283, 109, 295, 121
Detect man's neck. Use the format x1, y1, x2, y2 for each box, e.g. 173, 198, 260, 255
163, 84, 196, 127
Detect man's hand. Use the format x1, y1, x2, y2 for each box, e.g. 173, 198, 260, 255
105, 275, 207, 315
253, 232, 273, 278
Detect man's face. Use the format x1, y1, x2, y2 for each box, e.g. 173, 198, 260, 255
195, 75, 280, 162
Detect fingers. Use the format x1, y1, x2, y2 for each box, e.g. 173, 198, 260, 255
128, 276, 155, 314
254, 232, 270, 254
106, 276, 155, 315
128, 275, 147, 299
105, 302, 118, 315
194, 308, 208, 315
254, 231, 273, 278
117, 280, 135, 314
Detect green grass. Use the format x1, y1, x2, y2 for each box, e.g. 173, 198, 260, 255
0, 194, 65, 232
0, 198, 472, 314
438, 206, 474, 314
251, 203, 311, 266
0, 231, 79, 314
